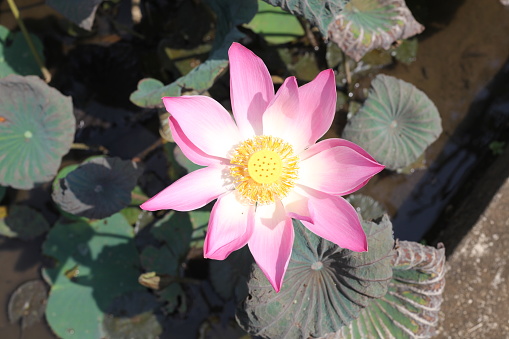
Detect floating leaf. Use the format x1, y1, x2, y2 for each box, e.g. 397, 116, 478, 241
130, 0, 258, 108
0, 75, 74, 189
347, 194, 386, 221
0, 25, 43, 77
394, 38, 418, 65
140, 211, 194, 312
329, 0, 424, 61
331, 241, 446, 339
121, 186, 148, 225
189, 210, 210, 249
174, 144, 205, 173
46, 0, 102, 30
8, 280, 47, 330
342, 74, 442, 170
52, 157, 143, 219
0, 205, 50, 240
246, 1, 305, 44
263, 0, 348, 38
236, 216, 394, 338
43, 214, 142, 339
103, 291, 162, 339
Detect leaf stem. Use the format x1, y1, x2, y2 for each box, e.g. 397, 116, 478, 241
6, 0, 51, 82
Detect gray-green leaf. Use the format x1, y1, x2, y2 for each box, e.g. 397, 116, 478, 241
332, 241, 446, 339
329, 0, 424, 61
236, 216, 394, 338
342, 74, 442, 170
0, 75, 75, 189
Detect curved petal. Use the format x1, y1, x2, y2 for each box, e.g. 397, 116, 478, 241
262, 76, 301, 146
281, 188, 312, 223
297, 145, 384, 196
300, 138, 377, 161
248, 201, 294, 292
140, 165, 228, 211
229, 43, 274, 138
163, 96, 241, 158
204, 191, 255, 260
295, 69, 337, 150
169, 117, 227, 166
298, 185, 367, 252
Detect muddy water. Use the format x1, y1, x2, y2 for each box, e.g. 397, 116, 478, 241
0, 238, 54, 338
1, 0, 509, 338
359, 0, 509, 238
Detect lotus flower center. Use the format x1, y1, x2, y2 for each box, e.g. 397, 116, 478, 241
247, 150, 282, 184
230, 136, 298, 205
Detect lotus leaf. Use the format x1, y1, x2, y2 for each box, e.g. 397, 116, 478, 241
342, 74, 442, 170
0, 25, 43, 77
236, 216, 394, 338
52, 157, 143, 219
46, 0, 102, 30
246, 1, 304, 44
330, 0, 424, 61
8, 280, 47, 330
332, 241, 446, 338
102, 291, 162, 339
0, 75, 74, 189
43, 214, 142, 339
0, 205, 50, 240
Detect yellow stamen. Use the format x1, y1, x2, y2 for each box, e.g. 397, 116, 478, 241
230, 136, 298, 204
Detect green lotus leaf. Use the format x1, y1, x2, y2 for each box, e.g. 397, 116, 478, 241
346, 194, 386, 221
189, 210, 210, 248
0, 75, 75, 189
330, 0, 424, 61
42, 214, 143, 339
236, 216, 395, 338
120, 186, 148, 225
174, 144, 205, 173
130, 0, 258, 108
0, 205, 50, 240
334, 241, 446, 339
262, 0, 348, 38
46, 0, 102, 30
8, 280, 47, 330
140, 211, 194, 312
245, 1, 304, 44
52, 157, 143, 219
0, 25, 44, 77
102, 291, 162, 339
342, 74, 442, 170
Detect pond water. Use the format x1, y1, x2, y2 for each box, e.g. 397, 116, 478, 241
1, 0, 509, 338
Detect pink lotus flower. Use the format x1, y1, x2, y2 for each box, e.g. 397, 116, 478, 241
141, 43, 384, 292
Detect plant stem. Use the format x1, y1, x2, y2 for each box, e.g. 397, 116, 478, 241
6, 0, 51, 82
132, 138, 164, 163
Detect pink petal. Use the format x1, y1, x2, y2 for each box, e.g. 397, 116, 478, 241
298, 185, 367, 252
262, 76, 304, 149
140, 165, 227, 211
300, 138, 377, 162
204, 191, 255, 260
163, 96, 241, 158
281, 189, 312, 223
297, 145, 384, 196
295, 69, 337, 150
229, 43, 274, 138
248, 201, 294, 292
169, 117, 227, 166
